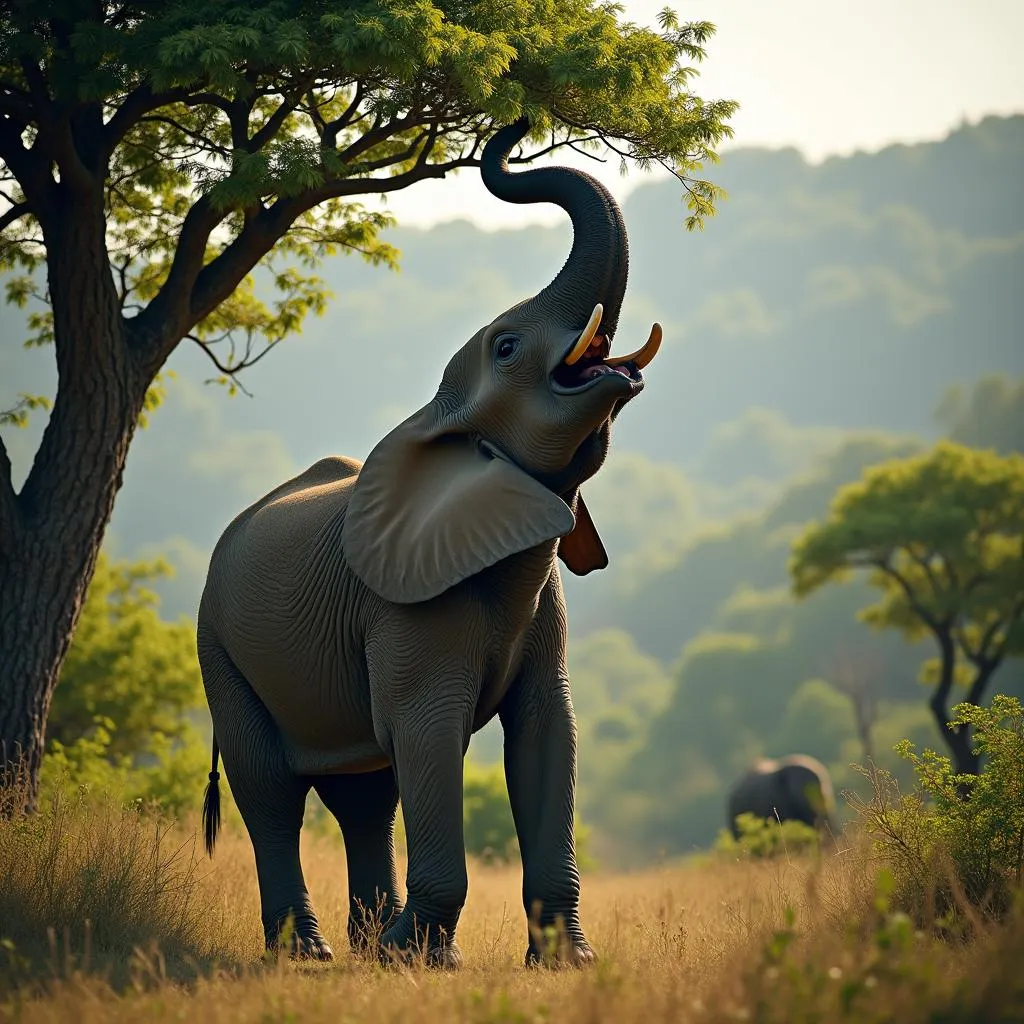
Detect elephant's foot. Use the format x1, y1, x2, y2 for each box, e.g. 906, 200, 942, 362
525, 919, 596, 969
264, 914, 334, 962
378, 912, 463, 970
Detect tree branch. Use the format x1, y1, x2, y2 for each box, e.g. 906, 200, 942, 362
18, 55, 94, 193
246, 83, 313, 153
183, 92, 236, 117
965, 660, 997, 708
102, 84, 192, 156
0, 121, 54, 225
180, 153, 478, 345
960, 615, 1009, 667
128, 195, 226, 362
138, 114, 231, 157
0, 201, 29, 233
878, 558, 941, 632
302, 153, 480, 207
320, 82, 365, 148
960, 599, 1023, 709
336, 110, 423, 165
188, 335, 255, 396
909, 547, 943, 601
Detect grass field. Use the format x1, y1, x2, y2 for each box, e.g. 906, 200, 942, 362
1, 790, 1022, 1022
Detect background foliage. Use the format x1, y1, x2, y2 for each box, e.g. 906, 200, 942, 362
6, 115, 1024, 865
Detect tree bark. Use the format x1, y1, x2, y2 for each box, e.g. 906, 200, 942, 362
0, 185, 147, 812
927, 627, 981, 779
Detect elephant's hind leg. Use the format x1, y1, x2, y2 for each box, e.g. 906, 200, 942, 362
314, 769, 403, 952
198, 634, 332, 960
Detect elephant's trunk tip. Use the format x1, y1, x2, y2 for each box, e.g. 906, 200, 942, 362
202, 737, 222, 858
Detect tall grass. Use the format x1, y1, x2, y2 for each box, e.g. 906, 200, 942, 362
0, 783, 1021, 1022
0, 780, 225, 987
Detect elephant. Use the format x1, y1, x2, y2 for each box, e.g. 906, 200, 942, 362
196, 116, 663, 970
726, 755, 838, 840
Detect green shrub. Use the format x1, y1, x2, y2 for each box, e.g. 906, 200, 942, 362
40, 717, 214, 822
49, 553, 204, 759
462, 761, 595, 869
851, 695, 1024, 924
463, 761, 518, 864
715, 812, 823, 859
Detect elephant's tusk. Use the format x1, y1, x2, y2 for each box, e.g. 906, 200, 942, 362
563, 303, 604, 366
605, 322, 663, 369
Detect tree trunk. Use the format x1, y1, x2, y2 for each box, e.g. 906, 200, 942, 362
928, 628, 981, 780
0, 185, 147, 812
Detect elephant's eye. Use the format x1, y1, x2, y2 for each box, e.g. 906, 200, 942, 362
495, 334, 519, 362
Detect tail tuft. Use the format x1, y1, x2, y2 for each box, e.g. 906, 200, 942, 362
202, 737, 222, 858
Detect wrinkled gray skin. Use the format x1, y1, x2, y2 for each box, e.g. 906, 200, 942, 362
196, 118, 661, 969
727, 755, 838, 839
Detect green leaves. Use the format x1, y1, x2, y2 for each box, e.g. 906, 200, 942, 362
48, 552, 204, 761
0, 392, 52, 428
857, 696, 1024, 920
0, 1, 735, 434
791, 442, 1024, 641
789, 443, 1024, 746
0, 1, 733, 426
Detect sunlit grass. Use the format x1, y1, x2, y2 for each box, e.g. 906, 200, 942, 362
1, 788, 1021, 1022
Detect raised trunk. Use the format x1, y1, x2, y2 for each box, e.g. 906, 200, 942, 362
0, 186, 146, 811
480, 119, 629, 341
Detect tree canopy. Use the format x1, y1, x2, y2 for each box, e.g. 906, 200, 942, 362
0, 0, 736, 392
790, 442, 1024, 774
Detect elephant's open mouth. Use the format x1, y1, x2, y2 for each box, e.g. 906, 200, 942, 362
550, 318, 662, 396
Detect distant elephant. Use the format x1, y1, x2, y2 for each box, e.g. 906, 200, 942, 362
197, 117, 662, 969
727, 755, 838, 839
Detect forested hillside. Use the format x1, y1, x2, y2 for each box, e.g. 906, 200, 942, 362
3, 115, 1022, 863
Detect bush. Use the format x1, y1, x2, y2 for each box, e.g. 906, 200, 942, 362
49, 553, 204, 759
462, 761, 595, 869
40, 718, 216, 823
850, 695, 1024, 925
463, 761, 518, 864
715, 813, 824, 859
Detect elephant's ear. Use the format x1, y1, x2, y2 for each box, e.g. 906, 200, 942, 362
343, 406, 575, 604
557, 491, 608, 576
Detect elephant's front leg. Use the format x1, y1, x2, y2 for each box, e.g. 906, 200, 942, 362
378, 695, 470, 969
501, 670, 594, 967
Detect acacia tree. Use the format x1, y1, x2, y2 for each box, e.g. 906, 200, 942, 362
0, 1, 734, 806
790, 442, 1024, 776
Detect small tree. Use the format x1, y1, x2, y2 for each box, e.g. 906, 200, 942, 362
48, 550, 203, 758
790, 443, 1024, 776
0, 1, 735, 808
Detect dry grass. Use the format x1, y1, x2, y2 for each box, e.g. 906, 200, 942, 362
1, 790, 1022, 1023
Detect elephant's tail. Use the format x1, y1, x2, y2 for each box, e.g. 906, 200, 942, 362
202, 736, 222, 858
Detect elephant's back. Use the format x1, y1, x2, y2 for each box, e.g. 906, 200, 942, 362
728, 757, 791, 822
201, 456, 363, 624
199, 456, 380, 757
728, 768, 775, 819
778, 754, 834, 804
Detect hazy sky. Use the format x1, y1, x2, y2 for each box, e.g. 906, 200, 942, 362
380, 0, 1024, 229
